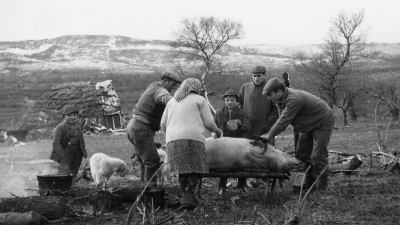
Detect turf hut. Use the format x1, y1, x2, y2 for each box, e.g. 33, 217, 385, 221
36, 80, 123, 130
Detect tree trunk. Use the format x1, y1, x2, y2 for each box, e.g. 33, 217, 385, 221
342, 108, 348, 126
349, 103, 358, 121
0, 196, 66, 220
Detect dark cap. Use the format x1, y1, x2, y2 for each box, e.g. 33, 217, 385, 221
63, 105, 79, 115
262, 78, 285, 95
161, 70, 183, 83
251, 65, 266, 74
222, 89, 238, 100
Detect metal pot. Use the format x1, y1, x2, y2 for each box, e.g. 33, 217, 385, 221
37, 174, 73, 195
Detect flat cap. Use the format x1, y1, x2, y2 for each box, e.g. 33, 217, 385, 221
161, 71, 183, 83
262, 78, 285, 95
222, 89, 238, 99
63, 105, 79, 115
251, 65, 266, 74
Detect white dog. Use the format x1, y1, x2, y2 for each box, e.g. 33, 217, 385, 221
157, 147, 170, 185
89, 153, 128, 189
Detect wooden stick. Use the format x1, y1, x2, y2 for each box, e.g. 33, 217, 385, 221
372, 151, 396, 159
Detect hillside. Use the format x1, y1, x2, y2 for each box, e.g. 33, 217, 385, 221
1, 35, 399, 75
0, 35, 399, 129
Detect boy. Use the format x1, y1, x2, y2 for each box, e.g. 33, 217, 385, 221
214, 89, 249, 194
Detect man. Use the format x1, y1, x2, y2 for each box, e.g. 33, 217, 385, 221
261, 78, 334, 191
126, 71, 182, 187
238, 65, 278, 143
214, 89, 249, 194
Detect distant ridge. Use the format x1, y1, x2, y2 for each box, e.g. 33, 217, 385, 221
0, 35, 399, 74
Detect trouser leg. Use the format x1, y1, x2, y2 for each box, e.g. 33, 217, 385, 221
311, 128, 332, 190
295, 132, 315, 187
218, 177, 227, 190
237, 178, 247, 189
131, 120, 160, 186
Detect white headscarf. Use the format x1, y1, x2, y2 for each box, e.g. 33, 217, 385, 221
173, 78, 202, 102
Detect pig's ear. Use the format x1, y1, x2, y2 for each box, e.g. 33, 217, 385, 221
249, 135, 271, 145
249, 139, 265, 148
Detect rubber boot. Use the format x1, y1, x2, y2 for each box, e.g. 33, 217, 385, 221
145, 166, 158, 188
315, 165, 328, 190
293, 165, 315, 193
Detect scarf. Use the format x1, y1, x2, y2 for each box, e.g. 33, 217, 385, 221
173, 78, 202, 102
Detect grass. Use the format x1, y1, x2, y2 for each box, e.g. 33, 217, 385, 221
1, 122, 400, 224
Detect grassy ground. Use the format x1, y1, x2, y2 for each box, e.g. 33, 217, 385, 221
0, 122, 399, 224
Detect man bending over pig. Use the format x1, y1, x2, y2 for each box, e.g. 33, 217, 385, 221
261, 78, 334, 191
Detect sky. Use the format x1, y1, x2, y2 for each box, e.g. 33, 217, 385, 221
2, 0, 399, 46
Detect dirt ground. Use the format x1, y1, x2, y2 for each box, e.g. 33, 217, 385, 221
1, 124, 400, 224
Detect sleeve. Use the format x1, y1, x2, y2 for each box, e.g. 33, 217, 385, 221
200, 98, 219, 133
79, 128, 87, 158
238, 85, 245, 109
239, 110, 250, 133
51, 125, 65, 162
154, 87, 173, 104
268, 96, 304, 137
267, 101, 279, 128
160, 103, 169, 134
214, 110, 222, 128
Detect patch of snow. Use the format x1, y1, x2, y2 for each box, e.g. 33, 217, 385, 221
111, 43, 173, 51
0, 44, 54, 55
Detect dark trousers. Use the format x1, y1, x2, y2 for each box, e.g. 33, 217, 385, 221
295, 119, 334, 189
58, 144, 83, 176
127, 119, 160, 183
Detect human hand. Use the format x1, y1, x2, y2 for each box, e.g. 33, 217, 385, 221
227, 120, 238, 131
261, 133, 270, 141
235, 119, 242, 125
213, 128, 223, 138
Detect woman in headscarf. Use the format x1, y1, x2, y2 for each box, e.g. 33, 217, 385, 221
160, 78, 223, 209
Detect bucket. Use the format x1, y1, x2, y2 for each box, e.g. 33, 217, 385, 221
37, 174, 73, 195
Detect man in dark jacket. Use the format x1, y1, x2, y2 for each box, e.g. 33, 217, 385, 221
238, 65, 278, 144
126, 71, 182, 187
50, 105, 87, 178
261, 78, 335, 191
214, 89, 249, 192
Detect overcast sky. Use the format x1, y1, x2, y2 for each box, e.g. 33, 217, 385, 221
2, 0, 399, 45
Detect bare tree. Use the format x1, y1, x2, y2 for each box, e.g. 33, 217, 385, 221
335, 69, 367, 125
368, 77, 400, 121
175, 16, 243, 112
294, 10, 367, 125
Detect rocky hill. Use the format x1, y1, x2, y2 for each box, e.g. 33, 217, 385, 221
1, 35, 398, 75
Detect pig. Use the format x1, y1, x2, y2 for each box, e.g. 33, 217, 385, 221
194, 136, 301, 197
205, 137, 301, 173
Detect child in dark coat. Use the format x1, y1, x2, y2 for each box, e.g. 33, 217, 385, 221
214, 89, 249, 194
50, 105, 87, 179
